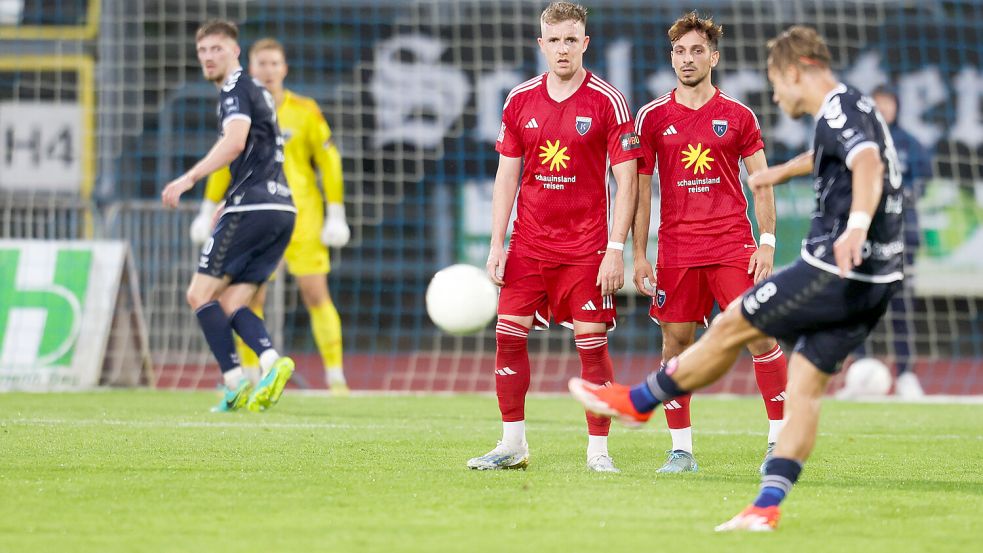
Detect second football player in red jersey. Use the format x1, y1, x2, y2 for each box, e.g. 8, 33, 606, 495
467, 2, 641, 473
633, 12, 788, 474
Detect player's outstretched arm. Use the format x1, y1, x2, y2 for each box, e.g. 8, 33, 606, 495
487, 155, 522, 286
744, 150, 776, 283
597, 159, 638, 296
747, 149, 814, 191
631, 172, 657, 297
162, 119, 250, 208
833, 147, 884, 276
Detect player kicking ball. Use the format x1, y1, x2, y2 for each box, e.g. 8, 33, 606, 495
571, 26, 905, 530
162, 20, 297, 413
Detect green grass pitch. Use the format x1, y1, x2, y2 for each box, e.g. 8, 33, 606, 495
1, 391, 981, 552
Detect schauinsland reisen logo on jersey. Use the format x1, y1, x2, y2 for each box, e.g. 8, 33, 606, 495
538, 139, 570, 171
677, 143, 720, 193
535, 139, 575, 190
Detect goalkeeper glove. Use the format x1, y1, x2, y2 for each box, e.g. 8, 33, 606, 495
189, 200, 217, 245
321, 203, 351, 247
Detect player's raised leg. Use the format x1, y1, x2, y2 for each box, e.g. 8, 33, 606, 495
234, 287, 266, 385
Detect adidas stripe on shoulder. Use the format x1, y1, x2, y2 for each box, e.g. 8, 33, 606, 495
635, 93, 671, 133
503, 74, 544, 110
587, 75, 631, 125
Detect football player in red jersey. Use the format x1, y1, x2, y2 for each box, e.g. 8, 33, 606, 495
466, 2, 641, 473
632, 12, 788, 474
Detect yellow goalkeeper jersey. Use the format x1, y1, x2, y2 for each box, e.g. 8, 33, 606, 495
205, 90, 343, 208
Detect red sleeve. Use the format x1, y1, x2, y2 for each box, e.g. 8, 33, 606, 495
738, 108, 765, 158
495, 100, 523, 158
606, 106, 642, 167
635, 108, 658, 175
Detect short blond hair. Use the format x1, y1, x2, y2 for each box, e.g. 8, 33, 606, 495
767, 26, 831, 71
249, 37, 285, 58
668, 11, 723, 51
195, 19, 238, 43
540, 2, 588, 27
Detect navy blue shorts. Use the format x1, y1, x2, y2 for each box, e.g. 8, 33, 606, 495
740, 259, 901, 374
197, 209, 296, 284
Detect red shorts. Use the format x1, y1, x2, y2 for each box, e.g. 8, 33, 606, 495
650, 261, 754, 324
498, 253, 615, 329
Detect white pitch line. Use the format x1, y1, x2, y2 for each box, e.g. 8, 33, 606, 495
2, 417, 981, 441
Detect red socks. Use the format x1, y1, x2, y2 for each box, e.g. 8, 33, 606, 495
495, 319, 531, 422
753, 343, 787, 421
576, 332, 614, 436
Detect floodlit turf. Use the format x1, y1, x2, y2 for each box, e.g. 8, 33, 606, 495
1, 392, 981, 552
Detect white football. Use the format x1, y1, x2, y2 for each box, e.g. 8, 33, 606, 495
426, 264, 498, 335
843, 357, 893, 397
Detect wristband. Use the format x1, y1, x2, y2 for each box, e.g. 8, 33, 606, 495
846, 211, 872, 232
606, 241, 625, 251
759, 233, 776, 248
327, 202, 346, 221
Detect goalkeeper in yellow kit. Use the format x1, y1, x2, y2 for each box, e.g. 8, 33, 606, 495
190, 38, 351, 394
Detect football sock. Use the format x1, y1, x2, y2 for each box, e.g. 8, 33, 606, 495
495, 319, 531, 422
630, 359, 688, 413
753, 343, 788, 421
229, 307, 276, 365
194, 301, 239, 373
327, 367, 347, 387
576, 332, 614, 437
309, 300, 343, 370
222, 367, 245, 389
587, 435, 609, 459
754, 457, 803, 508
664, 393, 693, 431
768, 419, 784, 444
668, 427, 693, 454
259, 349, 280, 374
502, 420, 526, 449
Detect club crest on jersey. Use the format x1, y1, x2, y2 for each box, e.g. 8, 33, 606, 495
712, 119, 728, 137
656, 289, 666, 308
575, 116, 592, 136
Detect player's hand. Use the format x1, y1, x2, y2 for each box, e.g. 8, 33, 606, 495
189, 200, 218, 244
747, 166, 786, 190
486, 243, 507, 287
321, 203, 351, 247
633, 256, 657, 297
162, 174, 195, 208
833, 227, 867, 277
748, 245, 775, 284
597, 249, 625, 297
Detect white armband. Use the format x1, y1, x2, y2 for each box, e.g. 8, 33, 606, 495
759, 233, 776, 248
606, 241, 625, 251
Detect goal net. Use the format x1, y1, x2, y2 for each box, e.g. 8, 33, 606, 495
2, 0, 980, 395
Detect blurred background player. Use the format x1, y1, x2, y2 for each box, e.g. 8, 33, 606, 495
468, 2, 640, 473
190, 38, 352, 394
632, 12, 787, 473
163, 20, 297, 413
571, 26, 905, 531
843, 84, 933, 398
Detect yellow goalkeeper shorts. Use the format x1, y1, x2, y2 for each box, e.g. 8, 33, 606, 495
283, 204, 330, 276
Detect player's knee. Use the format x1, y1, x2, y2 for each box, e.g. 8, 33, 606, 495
186, 288, 211, 310
747, 336, 778, 356
706, 308, 753, 349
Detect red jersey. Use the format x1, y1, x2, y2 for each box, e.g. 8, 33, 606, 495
636, 87, 765, 268
496, 71, 642, 265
